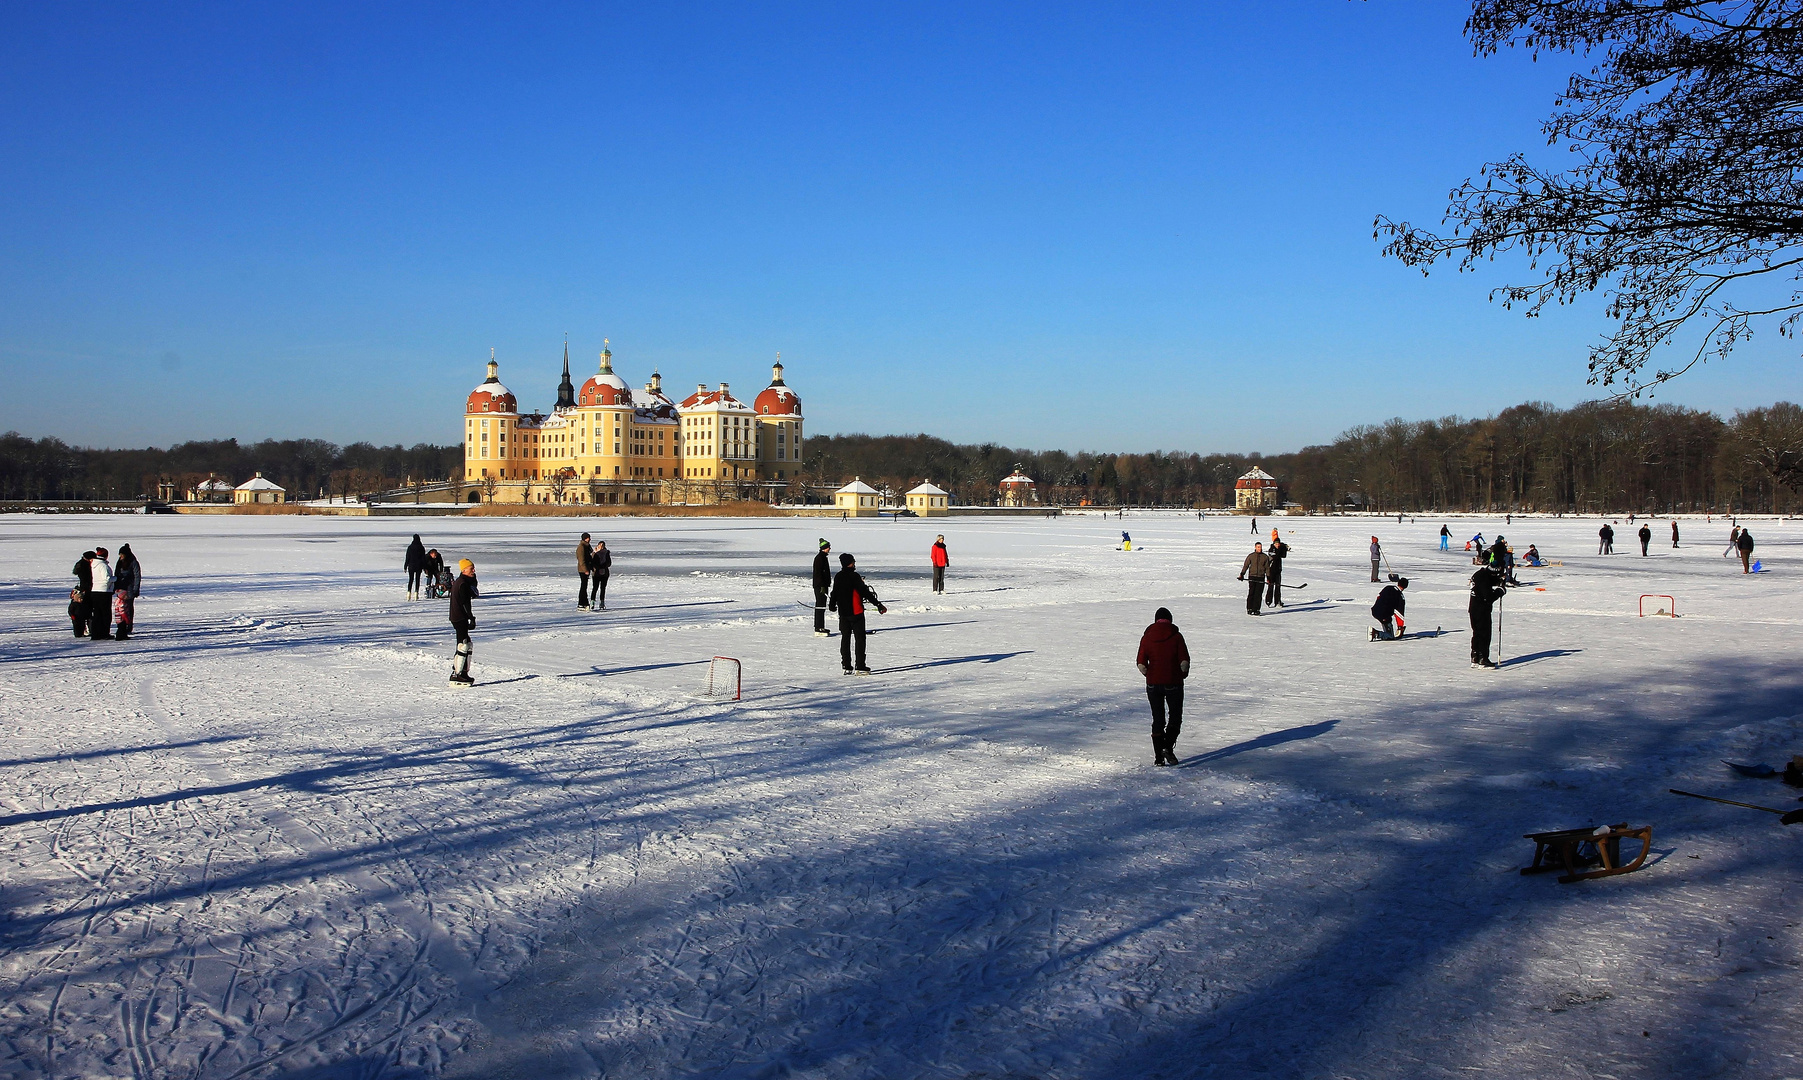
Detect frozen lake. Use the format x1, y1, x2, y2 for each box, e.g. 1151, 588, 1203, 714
2, 511, 1800, 1079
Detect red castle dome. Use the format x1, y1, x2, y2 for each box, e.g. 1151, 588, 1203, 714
466, 356, 517, 414
755, 360, 801, 416
578, 347, 633, 407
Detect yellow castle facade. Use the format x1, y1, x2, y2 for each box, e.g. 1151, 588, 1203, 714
461, 344, 804, 504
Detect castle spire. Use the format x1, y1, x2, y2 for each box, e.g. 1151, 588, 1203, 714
770, 351, 785, 386
555, 334, 576, 409
486, 347, 498, 383
599, 338, 613, 374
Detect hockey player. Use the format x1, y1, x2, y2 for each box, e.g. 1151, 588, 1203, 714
449, 559, 479, 685
1638, 523, 1652, 555
812, 539, 832, 635
1136, 607, 1190, 766
1238, 542, 1270, 616
930, 535, 949, 593
1369, 577, 1407, 640
1469, 563, 1506, 668
828, 553, 887, 674
1369, 536, 1382, 582
1264, 537, 1290, 608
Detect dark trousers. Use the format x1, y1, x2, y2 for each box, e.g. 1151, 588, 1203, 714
88, 592, 112, 639
932, 565, 945, 592
1245, 577, 1264, 614
1148, 683, 1184, 755
1640, 539, 1649, 555
1470, 605, 1494, 662
814, 585, 828, 631
839, 614, 867, 670
1264, 565, 1283, 606
408, 568, 423, 592
592, 571, 608, 607
578, 572, 591, 607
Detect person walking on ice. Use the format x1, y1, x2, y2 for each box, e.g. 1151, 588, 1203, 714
1369, 577, 1407, 640
1638, 523, 1652, 555
405, 534, 427, 600
1737, 527, 1756, 573
1136, 607, 1190, 766
930, 535, 949, 593
812, 539, 832, 635
1369, 536, 1382, 582
1469, 562, 1506, 668
449, 559, 479, 686
1238, 542, 1271, 616
829, 553, 887, 674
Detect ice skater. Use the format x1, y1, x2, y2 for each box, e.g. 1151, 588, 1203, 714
812, 539, 832, 635
405, 534, 427, 599
1469, 562, 1506, 668
1439, 524, 1450, 551
1369, 577, 1407, 640
449, 558, 478, 685
1264, 536, 1289, 608
1136, 607, 1190, 766
828, 553, 887, 674
1238, 542, 1270, 616
930, 534, 949, 593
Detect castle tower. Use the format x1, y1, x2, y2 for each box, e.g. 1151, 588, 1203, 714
555, 336, 576, 411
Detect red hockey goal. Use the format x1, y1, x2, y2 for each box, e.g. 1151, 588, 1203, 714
704, 656, 742, 701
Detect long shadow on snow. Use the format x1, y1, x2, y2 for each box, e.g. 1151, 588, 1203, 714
1177, 719, 1338, 767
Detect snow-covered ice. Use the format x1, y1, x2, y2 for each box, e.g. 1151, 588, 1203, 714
2, 512, 1800, 1079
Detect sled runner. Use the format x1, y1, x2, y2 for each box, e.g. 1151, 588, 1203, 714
1521, 823, 1653, 883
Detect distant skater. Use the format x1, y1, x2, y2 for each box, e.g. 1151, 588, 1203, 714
812, 539, 832, 635
1265, 537, 1289, 608
829, 553, 887, 674
931, 534, 949, 593
1136, 607, 1190, 766
576, 533, 594, 610
591, 540, 611, 609
1238, 542, 1270, 616
405, 534, 427, 599
1671, 520, 1680, 548
1369, 536, 1382, 582
449, 558, 478, 685
1598, 523, 1615, 555
1737, 528, 1756, 573
1469, 563, 1507, 668
1638, 524, 1652, 556
1370, 577, 1407, 640
1439, 524, 1450, 551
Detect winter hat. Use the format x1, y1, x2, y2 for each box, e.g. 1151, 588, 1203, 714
1154, 607, 1173, 622
458, 559, 474, 574
82, 550, 95, 559
839, 552, 854, 566
94, 547, 107, 557
819, 538, 829, 549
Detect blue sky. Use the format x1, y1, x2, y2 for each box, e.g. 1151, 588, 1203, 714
3, 2, 1799, 453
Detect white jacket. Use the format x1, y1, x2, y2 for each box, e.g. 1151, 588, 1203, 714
89, 556, 113, 593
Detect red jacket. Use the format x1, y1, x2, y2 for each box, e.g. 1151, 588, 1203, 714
1136, 620, 1190, 684
931, 542, 948, 568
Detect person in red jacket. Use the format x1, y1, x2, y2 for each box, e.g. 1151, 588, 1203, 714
1136, 607, 1191, 766
930, 535, 949, 593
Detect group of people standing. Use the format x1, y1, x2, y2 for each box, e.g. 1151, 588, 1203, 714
68, 544, 141, 641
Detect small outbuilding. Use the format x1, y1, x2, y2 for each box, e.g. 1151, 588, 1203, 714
234, 473, 287, 505
905, 481, 950, 517
999, 467, 1036, 507
1234, 467, 1278, 512
834, 478, 882, 517
188, 477, 234, 503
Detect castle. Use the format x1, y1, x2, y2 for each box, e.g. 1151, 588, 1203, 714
462, 344, 803, 505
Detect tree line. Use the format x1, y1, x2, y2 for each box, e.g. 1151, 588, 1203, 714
5, 398, 1801, 511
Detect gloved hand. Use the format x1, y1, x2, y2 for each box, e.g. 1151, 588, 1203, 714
877, 604, 888, 615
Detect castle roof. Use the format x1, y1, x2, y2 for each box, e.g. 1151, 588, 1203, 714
755, 361, 801, 416
680, 383, 754, 412
578, 347, 633, 408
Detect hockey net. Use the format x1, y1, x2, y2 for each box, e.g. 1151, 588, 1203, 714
703, 656, 742, 701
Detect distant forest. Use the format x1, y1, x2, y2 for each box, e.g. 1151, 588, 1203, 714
4, 399, 1802, 512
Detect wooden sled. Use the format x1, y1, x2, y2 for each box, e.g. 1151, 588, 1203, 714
1521, 823, 1652, 883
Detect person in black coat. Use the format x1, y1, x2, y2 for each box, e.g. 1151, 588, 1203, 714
1470, 564, 1507, 667
113, 544, 141, 640
71, 551, 94, 637
576, 533, 594, 610
1737, 528, 1756, 573
812, 539, 832, 635
404, 534, 427, 599
1264, 539, 1290, 608
1598, 523, 1615, 554
590, 540, 612, 609
1369, 577, 1407, 639
449, 559, 479, 685
828, 553, 886, 673
1638, 524, 1652, 555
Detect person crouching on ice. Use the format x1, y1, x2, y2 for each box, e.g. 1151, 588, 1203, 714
449, 559, 479, 685
828, 553, 886, 674
1370, 577, 1407, 640
1136, 607, 1190, 766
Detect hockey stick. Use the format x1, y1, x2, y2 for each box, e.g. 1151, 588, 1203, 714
1280, 581, 1308, 590
1670, 788, 1803, 825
